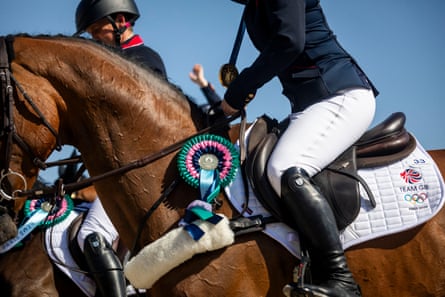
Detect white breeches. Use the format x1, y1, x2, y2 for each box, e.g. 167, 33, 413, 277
77, 198, 119, 251
267, 88, 376, 196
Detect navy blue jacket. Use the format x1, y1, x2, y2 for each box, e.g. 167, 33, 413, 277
225, 0, 378, 112
201, 83, 222, 105
121, 35, 167, 79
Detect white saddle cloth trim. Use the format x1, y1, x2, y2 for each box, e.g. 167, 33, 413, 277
45, 208, 96, 297
225, 126, 445, 256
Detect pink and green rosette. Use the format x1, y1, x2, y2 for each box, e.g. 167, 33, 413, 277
177, 134, 240, 240
24, 194, 74, 228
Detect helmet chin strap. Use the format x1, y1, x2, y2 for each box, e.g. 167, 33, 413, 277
106, 15, 128, 47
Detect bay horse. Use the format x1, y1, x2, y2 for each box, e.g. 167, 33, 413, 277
0, 34, 445, 297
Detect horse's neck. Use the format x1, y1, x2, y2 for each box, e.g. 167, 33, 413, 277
15, 36, 197, 166
14, 36, 199, 246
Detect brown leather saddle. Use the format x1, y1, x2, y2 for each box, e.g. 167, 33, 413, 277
243, 112, 417, 231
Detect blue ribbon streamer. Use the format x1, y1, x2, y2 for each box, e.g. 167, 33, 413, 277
0, 209, 49, 254
184, 223, 205, 241
199, 168, 220, 203
181, 168, 225, 240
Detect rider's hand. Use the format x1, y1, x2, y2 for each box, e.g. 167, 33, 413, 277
189, 64, 208, 88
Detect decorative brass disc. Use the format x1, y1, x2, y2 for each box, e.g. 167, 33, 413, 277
219, 63, 239, 87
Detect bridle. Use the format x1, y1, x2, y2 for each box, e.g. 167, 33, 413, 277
0, 36, 64, 201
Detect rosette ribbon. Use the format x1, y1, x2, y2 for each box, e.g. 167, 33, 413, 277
0, 194, 73, 253
177, 134, 239, 240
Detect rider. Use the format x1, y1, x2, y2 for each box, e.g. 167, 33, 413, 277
73, 1, 167, 296
74, 0, 167, 79
221, 1, 378, 296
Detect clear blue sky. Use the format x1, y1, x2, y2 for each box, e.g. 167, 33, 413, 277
1, 1, 444, 182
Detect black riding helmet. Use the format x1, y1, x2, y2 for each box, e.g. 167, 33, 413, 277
74, 0, 140, 36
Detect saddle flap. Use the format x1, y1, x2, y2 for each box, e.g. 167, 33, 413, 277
68, 211, 89, 271
245, 131, 288, 223
313, 147, 360, 231
247, 114, 279, 154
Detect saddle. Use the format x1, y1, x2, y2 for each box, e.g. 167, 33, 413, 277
243, 112, 417, 231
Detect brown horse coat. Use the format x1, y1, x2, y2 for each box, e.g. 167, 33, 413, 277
0, 35, 444, 297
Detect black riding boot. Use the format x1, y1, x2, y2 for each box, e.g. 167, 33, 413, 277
84, 232, 126, 297
280, 167, 361, 297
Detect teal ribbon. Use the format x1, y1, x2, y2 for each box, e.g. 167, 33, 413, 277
200, 169, 220, 203
183, 168, 223, 240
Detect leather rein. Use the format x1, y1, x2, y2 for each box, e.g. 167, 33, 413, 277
0, 36, 241, 202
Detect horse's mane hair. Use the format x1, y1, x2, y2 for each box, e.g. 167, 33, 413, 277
13, 33, 154, 70
16, 34, 170, 87
9, 33, 205, 127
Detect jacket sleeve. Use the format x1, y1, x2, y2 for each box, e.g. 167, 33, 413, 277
201, 83, 222, 105
224, 0, 306, 110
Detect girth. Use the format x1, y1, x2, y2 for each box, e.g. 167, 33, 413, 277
243, 112, 416, 230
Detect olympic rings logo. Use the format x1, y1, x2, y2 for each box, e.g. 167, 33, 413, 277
404, 193, 427, 204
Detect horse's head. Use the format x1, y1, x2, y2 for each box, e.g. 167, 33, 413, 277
0, 35, 61, 244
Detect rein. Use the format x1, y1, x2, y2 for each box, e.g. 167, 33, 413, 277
0, 36, 242, 200
17, 111, 242, 198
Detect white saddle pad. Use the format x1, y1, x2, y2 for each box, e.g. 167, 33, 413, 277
341, 141, 444, 249
225, 135, 445, 257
